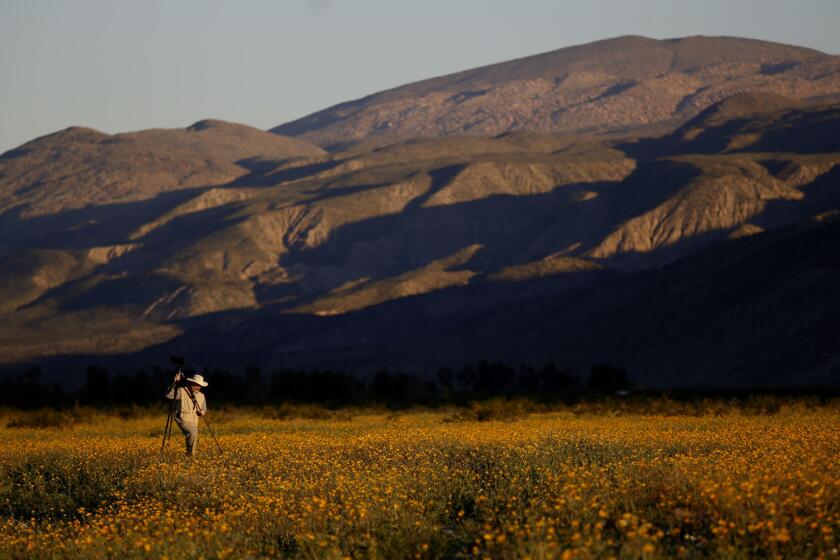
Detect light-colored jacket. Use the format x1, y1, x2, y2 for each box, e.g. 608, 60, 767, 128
165, 386, 207, 425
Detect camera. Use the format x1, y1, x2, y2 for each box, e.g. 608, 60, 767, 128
170, 355, 186, 380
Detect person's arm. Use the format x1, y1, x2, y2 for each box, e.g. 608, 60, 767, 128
165, 372, 183, 399
197, 393, 207, 416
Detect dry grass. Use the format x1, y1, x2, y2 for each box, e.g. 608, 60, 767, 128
0, 403, 837, 558
4, 406, 96, 429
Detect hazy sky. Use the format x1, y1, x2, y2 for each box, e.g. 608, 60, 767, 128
2, 0, 839, 153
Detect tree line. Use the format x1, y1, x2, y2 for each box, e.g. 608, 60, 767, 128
0, 361, 633, 409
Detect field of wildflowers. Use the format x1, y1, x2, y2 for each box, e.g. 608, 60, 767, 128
0, 402, 838, 559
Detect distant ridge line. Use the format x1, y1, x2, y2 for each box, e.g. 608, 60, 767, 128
271, 34, 839, 147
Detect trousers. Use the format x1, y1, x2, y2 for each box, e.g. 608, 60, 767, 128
174, 417, 199, 457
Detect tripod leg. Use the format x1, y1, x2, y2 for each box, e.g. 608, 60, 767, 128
161, 410, 170, 452
165, 407, 174, 446
202, 415, 223, 454
161, 398, 176, 452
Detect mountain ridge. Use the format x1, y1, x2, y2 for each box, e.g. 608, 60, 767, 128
0, 120, 325, 219
272, 35, 840, 148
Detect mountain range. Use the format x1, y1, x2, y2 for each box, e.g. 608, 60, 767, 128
1, 35, 839, 387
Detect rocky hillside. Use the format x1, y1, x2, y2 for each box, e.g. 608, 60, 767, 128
1, 73, 839, 387
0, 120, 325, 218
271, 35, 840, 148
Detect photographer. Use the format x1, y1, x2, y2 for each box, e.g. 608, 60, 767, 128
164, 370, 208, 457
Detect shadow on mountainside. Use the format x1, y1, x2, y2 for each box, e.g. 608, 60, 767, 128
298, 181, 396, 206
13, 217, 840, 389
0, 188, 205, 253
740, 107, 840, 153
8, 148, 829, 336
402, 165, 466, 212
620, 103, 840, 158
287, 218, 840, 387
230, 158, 346, 187
752, 164, 840, 229
273, 159, 701, 301
0, 187, 253, 317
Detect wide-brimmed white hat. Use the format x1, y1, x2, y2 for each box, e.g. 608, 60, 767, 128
186, 374, 208, 387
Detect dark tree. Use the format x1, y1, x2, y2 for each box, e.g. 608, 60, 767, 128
436, 367, 454, 394
83, 366, 111, 405
588, 364, 630, 394
542, 363, 578, 396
